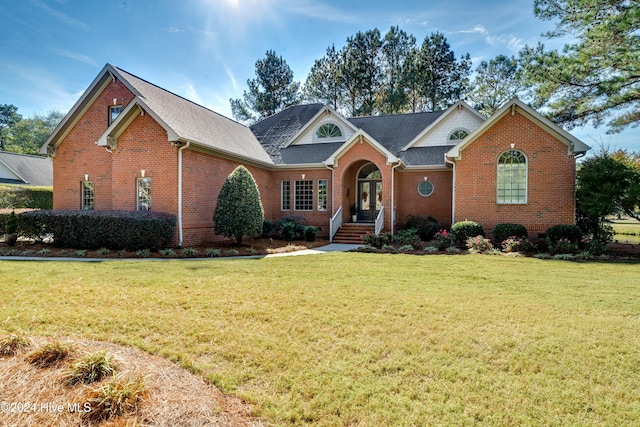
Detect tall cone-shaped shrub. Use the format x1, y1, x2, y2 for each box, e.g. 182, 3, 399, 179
213, 165, 264, 244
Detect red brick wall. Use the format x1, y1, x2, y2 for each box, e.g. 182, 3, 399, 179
269, 169, 333, 236
332, 139, 394, 230
110, 113, 178, 215
454, 111, 576, 233
396, 170, 453, 228
181, 149, 274, 245
53, 80, 135, 210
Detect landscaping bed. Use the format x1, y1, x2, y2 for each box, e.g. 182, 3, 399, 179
0, 237, 329, 259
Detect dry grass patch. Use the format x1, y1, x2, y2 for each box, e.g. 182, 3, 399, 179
0, 337, 259, 427
0, 334, 30, 356
25, 340, 74, 368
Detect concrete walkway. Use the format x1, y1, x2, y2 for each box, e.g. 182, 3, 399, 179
0, 243, 363, 262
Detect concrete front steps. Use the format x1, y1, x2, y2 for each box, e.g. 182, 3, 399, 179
332, 223, 374, 244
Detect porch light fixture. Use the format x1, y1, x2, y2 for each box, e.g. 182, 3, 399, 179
84, 174, 89, 182
113, 98, 118, 105
141, 169, 146, 177
301, 174, 305, 180
510, 143, 516, 149
423, 176, 428, 181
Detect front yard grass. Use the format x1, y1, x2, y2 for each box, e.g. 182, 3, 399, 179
1, 254, 639, 425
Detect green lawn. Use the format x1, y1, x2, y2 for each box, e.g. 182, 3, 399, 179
1, 254, 639, 425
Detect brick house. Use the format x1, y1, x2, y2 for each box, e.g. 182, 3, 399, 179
41, 64, 589, 246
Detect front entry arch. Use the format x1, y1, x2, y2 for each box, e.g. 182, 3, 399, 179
357, 163, 382, 222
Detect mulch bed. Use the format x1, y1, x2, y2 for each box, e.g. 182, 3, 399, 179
0, 237, 329, 259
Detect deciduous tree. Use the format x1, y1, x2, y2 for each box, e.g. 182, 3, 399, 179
0, 104, 22, 151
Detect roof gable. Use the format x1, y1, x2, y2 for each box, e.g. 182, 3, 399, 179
401, 101, 485, 151
325, 129, 399, 167
42, 64, 274, 166
446, 98, 590, 159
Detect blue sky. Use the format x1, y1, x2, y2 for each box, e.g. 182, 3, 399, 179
1, 0, 637, 152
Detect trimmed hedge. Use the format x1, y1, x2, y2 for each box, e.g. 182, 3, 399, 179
545, 224, 583, 245
19, 210, 176, 250
404, 215, 440, 241
451, 220, 485, 247
492, 223, 528, 245
0, 185, 53, 209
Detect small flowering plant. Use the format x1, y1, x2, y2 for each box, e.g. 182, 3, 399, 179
501, 236, 534, 253
549, 237, 577, 255
433, 229, 454, 250
466, 235, 493, 253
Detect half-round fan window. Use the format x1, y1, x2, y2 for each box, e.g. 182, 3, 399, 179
449, 129, 469, 141
316, 123, 342, 139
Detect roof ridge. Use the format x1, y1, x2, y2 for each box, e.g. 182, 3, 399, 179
0, 150, 49, 159
349, 109, 446, 120
112, 65, 249, 128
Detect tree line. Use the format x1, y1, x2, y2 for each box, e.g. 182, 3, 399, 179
231, 0, 638, 138
0, 105, 63, 156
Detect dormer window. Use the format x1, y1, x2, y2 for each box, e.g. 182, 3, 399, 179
109, 105, 123, 125
449, 129, 469, 142
316, 123, 342, 139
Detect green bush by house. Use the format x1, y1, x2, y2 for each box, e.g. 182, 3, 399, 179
19, 210, 176, 250
492, 223, 529, 245
451, 220, 485, 247
0, 185, 53, 209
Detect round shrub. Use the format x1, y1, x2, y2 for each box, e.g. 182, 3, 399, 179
545, 224, 583, 244
281, 221, 296, 241
404, 215, 440, 241
304, 225, 318, 242
492, 223, 528, 245
451, 220, 485, 247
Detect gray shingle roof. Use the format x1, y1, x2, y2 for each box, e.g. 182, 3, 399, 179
0, 151, 53, 186
114, 66, 274, 165
348, 111, 444, 155
250, 105, 449, 166
250, 104, 325, 164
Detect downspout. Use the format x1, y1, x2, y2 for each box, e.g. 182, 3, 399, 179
390, 162, 401, 235
177, 141, 190, 247
445, 155, 456, 226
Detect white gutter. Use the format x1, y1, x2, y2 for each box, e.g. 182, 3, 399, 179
390, 162, 402, 235
177, 141, 190, 247
445, 155, 456, 225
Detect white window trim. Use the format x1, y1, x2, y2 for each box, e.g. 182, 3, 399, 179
137, 177, 151, 211
313, 121, 345, 143
496, 150, 528, 204
293, 179, 314, 211
417, 180, 435, 197
281, 180, 291, 211
317, 179, 328, 211
109, 105, 123, 125
81, 181, 95, 210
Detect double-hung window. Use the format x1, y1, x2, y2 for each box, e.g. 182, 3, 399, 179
81, 181, 95, 210
137, 178, 151, 211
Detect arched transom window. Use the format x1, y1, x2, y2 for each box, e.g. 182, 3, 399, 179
449, 129, 469, 142
497, 150, 527, 204
315, 123, 342, 139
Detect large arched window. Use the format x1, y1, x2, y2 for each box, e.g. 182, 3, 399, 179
497, 150, 527, 204
315, 123, 342, 139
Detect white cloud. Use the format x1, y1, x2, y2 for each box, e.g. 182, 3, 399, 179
54, 49, 97, 67
460, 25, 488, 35
31, 0, 89, 30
